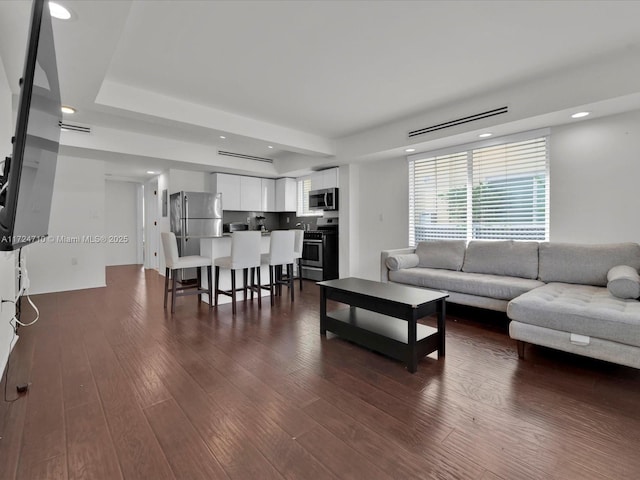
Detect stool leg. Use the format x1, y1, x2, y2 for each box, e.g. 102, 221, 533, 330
276, 265, 282, 297
207, 265, 212, 310
250, 268, 255, 300
164, 268, 170, 309
243, 268, 248, 301
269, 265, 275, 306
171, 271, 177, 314
214, 266, 220, 307
231, 269, 237, 316
288, 263, 294, 302
197, 266, 202, 303
298, 258, 303, 291
257, 267, 262, 308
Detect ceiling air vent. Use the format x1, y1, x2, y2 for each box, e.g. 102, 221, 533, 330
408, 106, 508, 138
218, 150, 274, 164
59, 121, 91, 134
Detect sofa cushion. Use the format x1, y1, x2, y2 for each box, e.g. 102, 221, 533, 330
538, 242, 640, 286
415, 240, 466, 271
607, 265, 640, 299
507, 282, 640, 348
389, 267, 544, 301
462, 240, 539, 279
385, 253, 420, 271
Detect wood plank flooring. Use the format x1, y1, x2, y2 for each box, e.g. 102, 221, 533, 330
1, 264, 640, 479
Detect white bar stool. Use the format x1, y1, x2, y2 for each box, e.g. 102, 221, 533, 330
161, 232, 213, 314
260, 230, 296, 305
214, 231, 262, 315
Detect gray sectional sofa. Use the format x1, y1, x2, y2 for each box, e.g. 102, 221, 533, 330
381, 240, 640, 369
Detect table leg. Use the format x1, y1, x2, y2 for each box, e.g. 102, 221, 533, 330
407, 316, 417, 373
438, 299, 446, 357
320, 286, 327, 335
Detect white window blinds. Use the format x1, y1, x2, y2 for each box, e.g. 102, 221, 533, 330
409, 133, 549, 245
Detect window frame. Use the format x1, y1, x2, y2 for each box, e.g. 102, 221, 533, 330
407, 128, 550, 246
296, 176, 323, 218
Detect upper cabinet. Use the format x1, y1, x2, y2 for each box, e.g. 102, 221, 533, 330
275, 178, 296, 212
261, 178, 276, 212
240, 176, 262, 211
310, 167, 339, 191
211, 173, 276, 212
210, 173, 241, 211
211, 171, 332, 213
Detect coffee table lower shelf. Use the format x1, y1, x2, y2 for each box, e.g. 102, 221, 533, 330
323, 307, 440, 367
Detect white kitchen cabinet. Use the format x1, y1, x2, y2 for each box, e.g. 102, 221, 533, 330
261, 178, 275, 212
323, 167, 339, 188
210, 173, 241, 210
275, 178, 296, 212
240, 176, 262, 211
310, 167, 339, 191
212, 173, 297, 212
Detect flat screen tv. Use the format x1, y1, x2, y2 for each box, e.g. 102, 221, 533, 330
0, 0, 61, 251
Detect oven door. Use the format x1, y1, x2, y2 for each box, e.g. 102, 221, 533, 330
301, 239, 323, 268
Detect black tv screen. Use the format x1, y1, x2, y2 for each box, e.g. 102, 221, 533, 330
0, 0, 61, 251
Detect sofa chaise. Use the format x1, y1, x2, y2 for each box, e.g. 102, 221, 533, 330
381, 240, 640, 369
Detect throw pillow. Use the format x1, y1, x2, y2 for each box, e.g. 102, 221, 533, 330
386, 254, 419, 271
607, 265, 640, 299
415, 240, 466, 271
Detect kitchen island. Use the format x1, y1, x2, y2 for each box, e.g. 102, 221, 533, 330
199, 234, 272, 305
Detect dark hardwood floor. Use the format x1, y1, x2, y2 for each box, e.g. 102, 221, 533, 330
2, 265, 640, 479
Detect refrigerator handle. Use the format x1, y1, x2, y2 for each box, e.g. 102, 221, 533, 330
184, 194, 188, 236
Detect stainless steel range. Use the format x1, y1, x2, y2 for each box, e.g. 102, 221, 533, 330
301, 218, 338, 281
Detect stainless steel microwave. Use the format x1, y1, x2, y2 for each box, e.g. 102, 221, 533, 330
309, 188, 338, 211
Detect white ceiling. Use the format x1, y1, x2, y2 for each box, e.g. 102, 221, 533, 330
1, 0, 640, 181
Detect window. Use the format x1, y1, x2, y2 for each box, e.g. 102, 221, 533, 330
296, 177, 322, 217
409, 131, 549, 245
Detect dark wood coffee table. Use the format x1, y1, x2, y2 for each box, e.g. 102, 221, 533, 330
318, 277, 448, 373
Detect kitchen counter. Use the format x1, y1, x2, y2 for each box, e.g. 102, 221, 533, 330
174, 235, 224, 239
222, 231, 271, 237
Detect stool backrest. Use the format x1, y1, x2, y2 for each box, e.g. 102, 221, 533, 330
230, 231, 262, 269
269, 230, 295, 265
161, 232, 179, 269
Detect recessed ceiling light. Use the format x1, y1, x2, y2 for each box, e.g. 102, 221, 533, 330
571, 111, 590, 119
219, 135, 226, 139
49, 2, 71, 20
146, 171, 157, 175
479, 132, 493, 138
267, 145, 273, 149
61, 105, 75, 114
405, 148, 416, 153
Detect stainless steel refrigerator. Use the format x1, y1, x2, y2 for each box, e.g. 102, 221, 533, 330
170, 191, 222, 282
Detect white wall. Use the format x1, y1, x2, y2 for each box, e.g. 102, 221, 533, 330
168, 168, 207, 194
27, 156, 106, 294
158, 172, 170, 273
0, 57, 17, 376
105, 180, 139, 266
0, 252, 17, 377
349, 158, 409, 280
550, 109, 640, 243
349, 108, 640, 281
